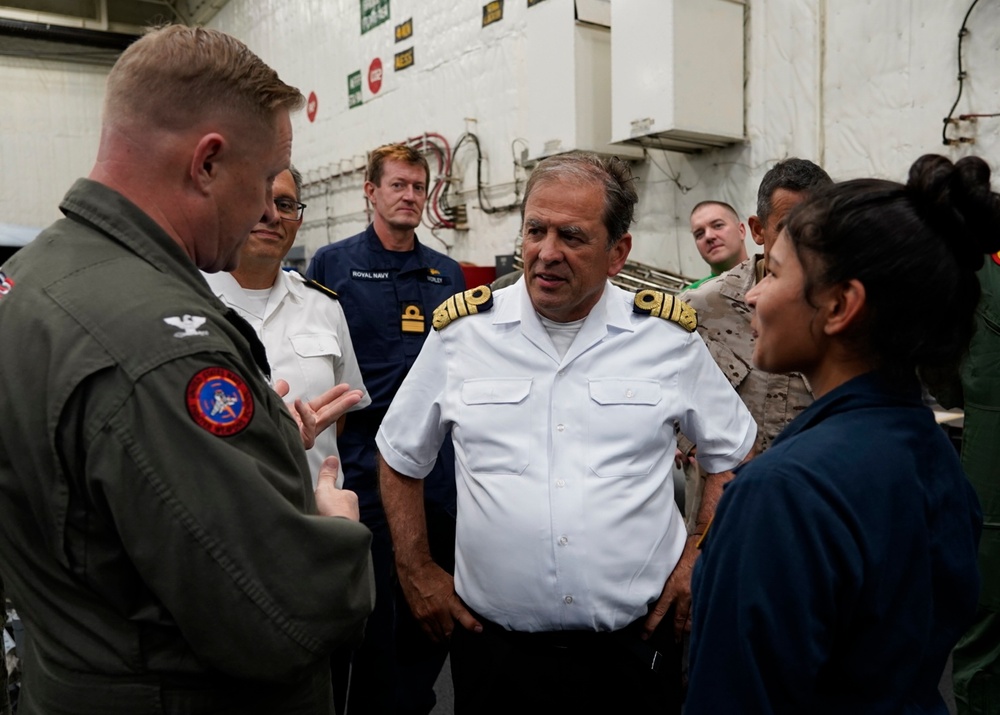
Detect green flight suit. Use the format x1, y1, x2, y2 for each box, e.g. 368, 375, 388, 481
954, 260, 1000, 715
0, 180, 374, 714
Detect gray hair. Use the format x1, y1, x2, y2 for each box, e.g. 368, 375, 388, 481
288, 165, 303, 200
522, 152, 638, 247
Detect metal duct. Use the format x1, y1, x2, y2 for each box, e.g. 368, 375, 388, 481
0, 17, 138, 49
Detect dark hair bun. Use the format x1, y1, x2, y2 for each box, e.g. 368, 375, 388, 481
907, 154, 1000, 271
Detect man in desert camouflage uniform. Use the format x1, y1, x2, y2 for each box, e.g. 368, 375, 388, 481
677, 159, 832, 531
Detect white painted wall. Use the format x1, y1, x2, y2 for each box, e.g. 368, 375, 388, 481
208, 0, 533, 270
1, 55, 107, 229
206, 0, 1000, 278
7, 0, 1000, 280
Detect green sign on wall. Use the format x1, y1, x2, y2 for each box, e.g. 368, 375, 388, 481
361, 0, 390, 34
348, 71, 363, 108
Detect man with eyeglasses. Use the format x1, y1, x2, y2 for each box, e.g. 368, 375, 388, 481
204, 166, 370, 488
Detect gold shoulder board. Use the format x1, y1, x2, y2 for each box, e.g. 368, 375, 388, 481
633, 289, 697, 332
304, 279, 339, 300
433, 285, 494, 330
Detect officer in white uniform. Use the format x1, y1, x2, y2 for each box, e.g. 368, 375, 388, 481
204, 166, 370, 486
376, 152, 756, 714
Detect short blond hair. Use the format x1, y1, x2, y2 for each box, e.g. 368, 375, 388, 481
104, 25, 303, 132
366, 144, 430, 188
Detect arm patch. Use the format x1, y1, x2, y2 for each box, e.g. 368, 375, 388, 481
433, 285, 494, 330
633, 289, 698, 332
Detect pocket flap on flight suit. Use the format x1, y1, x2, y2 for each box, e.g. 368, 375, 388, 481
461, 378, 532, 405
290, 333, 342, 359
588, 378, 661, 406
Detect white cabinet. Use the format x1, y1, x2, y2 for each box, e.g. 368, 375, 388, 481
611, 0, 745, 153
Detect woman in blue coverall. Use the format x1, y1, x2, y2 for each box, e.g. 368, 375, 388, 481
687, 154, 1000, 714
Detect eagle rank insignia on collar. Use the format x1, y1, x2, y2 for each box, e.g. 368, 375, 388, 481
433, 285, 494, 330
633, 289, 698, 332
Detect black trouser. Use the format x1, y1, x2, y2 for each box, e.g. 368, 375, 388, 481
331, 504, 455, 715
450, 609, 682, 715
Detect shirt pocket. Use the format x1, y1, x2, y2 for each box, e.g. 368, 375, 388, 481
459, 378, 532, 475
290, 333, 343, 360
587, 378, 663, 478
289, 333, 342, 394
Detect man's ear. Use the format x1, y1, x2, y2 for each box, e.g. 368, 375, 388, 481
607, 233, 632, 277
823, 278, 866, 336
748, 216, 764, 246
363, 180, 376, 203
190, 133, 225, 194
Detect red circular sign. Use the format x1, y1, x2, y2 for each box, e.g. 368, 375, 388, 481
306, 91, 318, 123
368, 58, 383, 94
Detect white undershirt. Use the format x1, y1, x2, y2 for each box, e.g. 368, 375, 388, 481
239, 287, 273, 325
539, 314, 586, 359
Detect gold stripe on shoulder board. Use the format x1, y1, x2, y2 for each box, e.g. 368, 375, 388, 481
432, 285, 494, 330
304, 279, 339, 300
633, 289, 698, 332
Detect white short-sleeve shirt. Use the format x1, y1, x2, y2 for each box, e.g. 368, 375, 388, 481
376, 280, 756, 632
204, 269, 371, 487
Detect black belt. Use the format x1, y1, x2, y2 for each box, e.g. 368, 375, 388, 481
475, 614, 665, 674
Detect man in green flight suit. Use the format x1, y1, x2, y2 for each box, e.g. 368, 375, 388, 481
952, 256, 1000, 715
0, 25, 373, 715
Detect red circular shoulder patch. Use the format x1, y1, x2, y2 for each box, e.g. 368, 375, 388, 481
992, 251, 1000, 266
186, 367, 254, 436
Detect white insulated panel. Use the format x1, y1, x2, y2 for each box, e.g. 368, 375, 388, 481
611, 0, 744, 151
0, 56, 107, 227
525, 0, 641, 160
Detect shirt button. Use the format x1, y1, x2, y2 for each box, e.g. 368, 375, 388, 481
556, 479, 566, 487
558, 535, 568, 546
625, 389, 635, 398
564, 595, 574, 605
556, 424, 565, 432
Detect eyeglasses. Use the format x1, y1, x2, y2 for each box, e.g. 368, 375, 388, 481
274, 197, 306, 221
